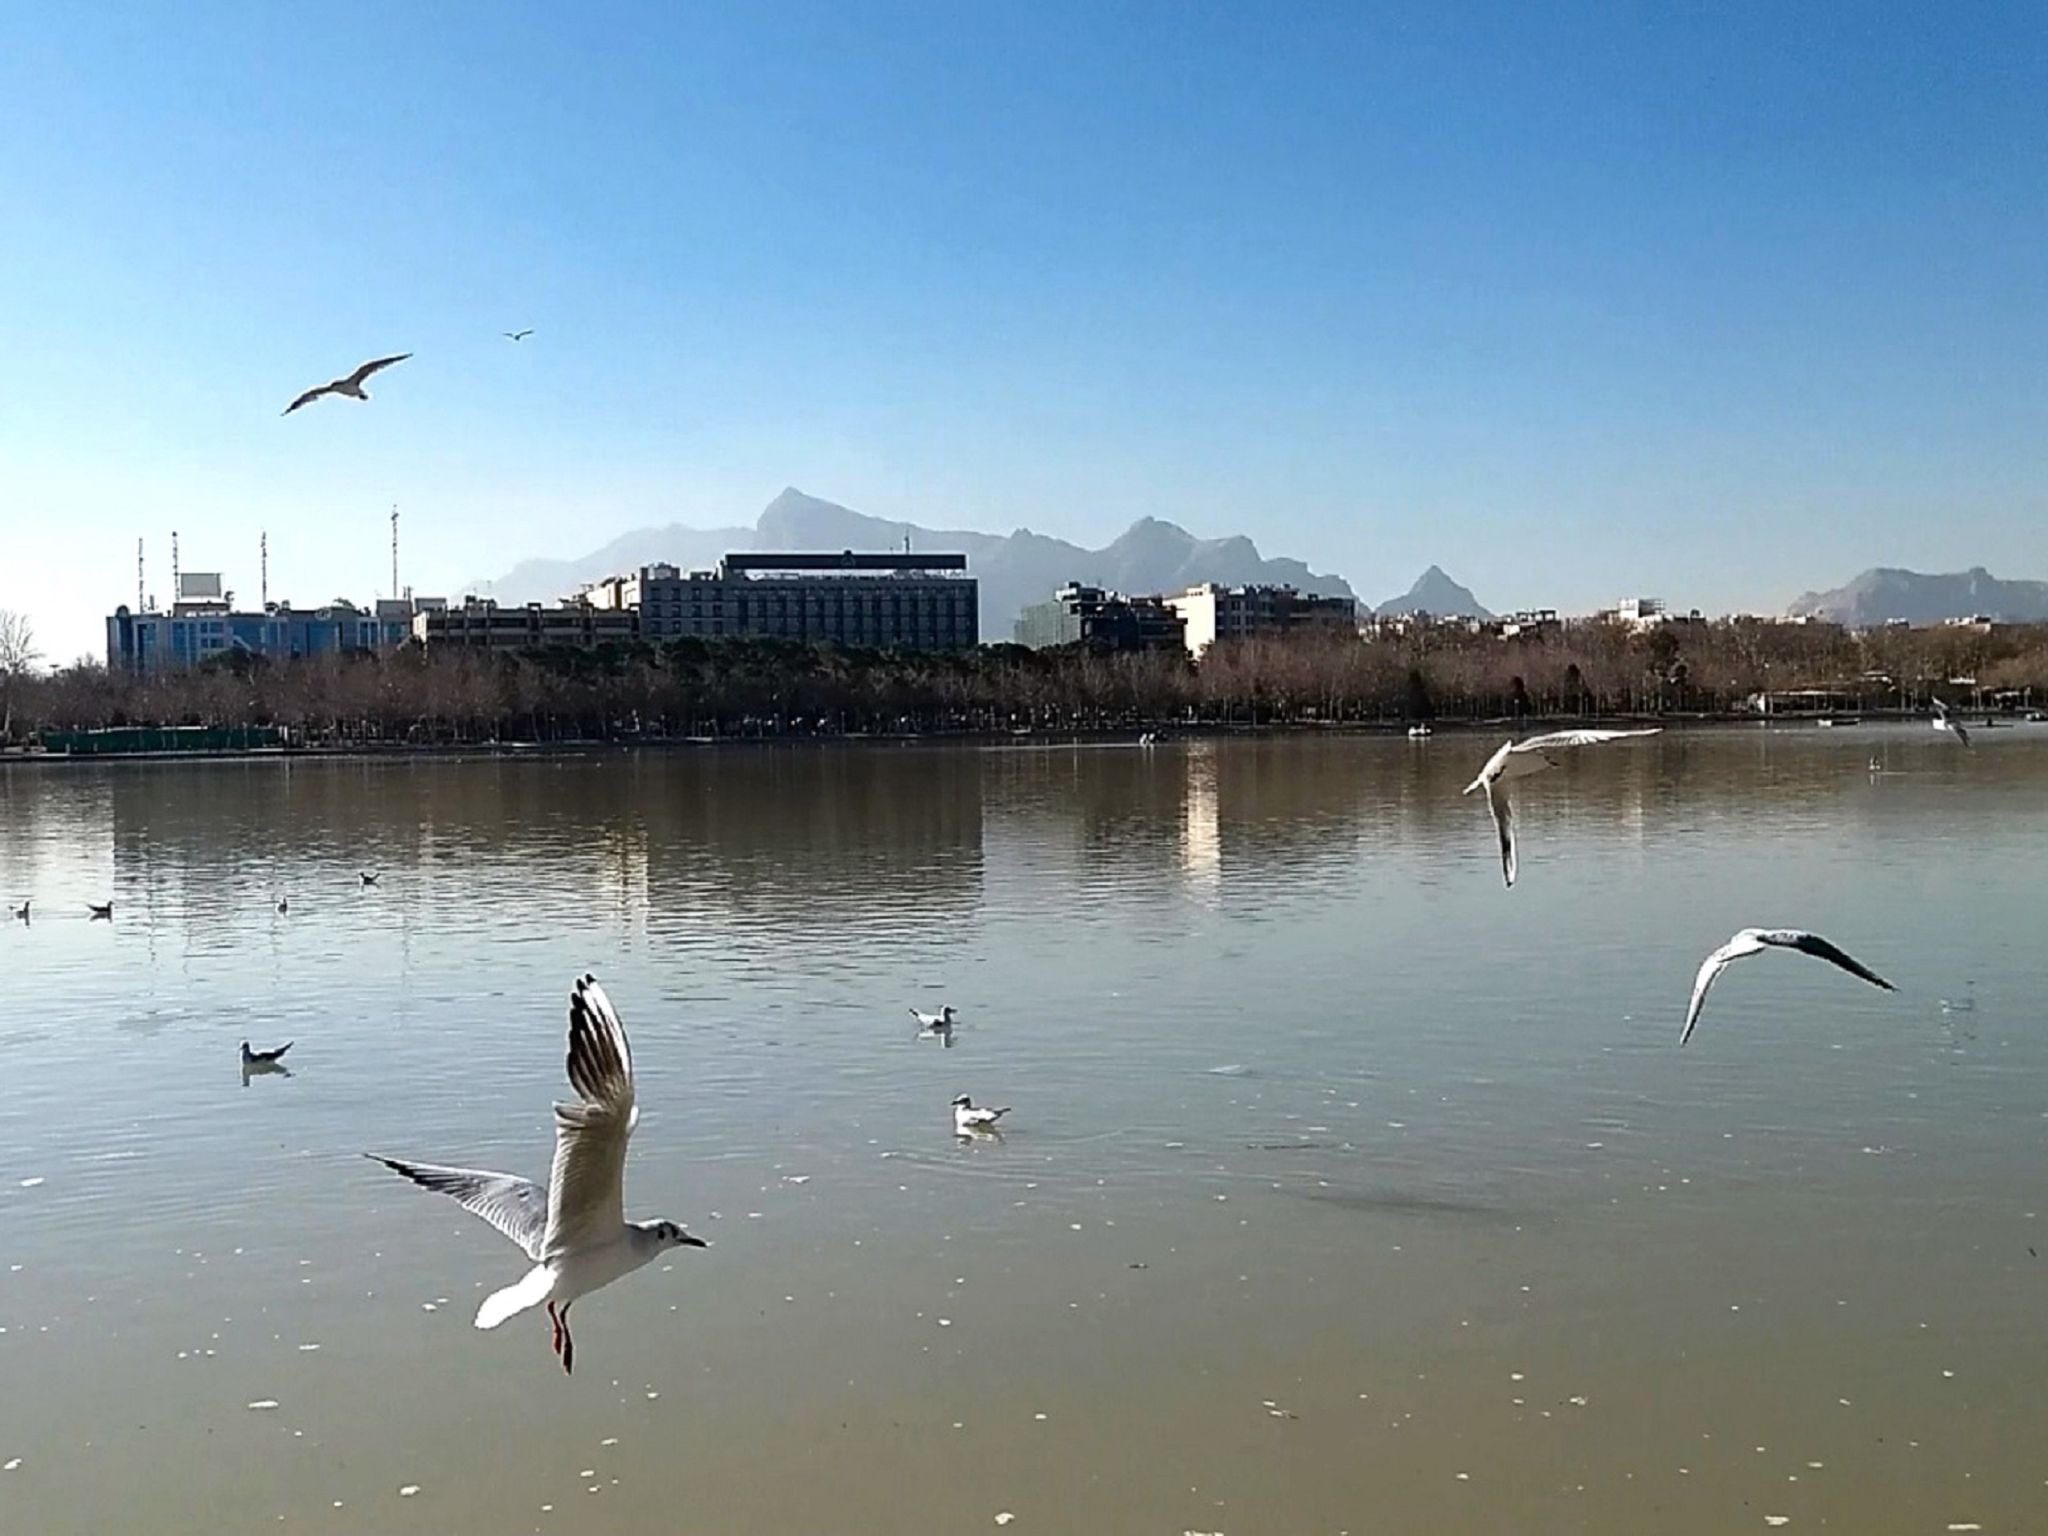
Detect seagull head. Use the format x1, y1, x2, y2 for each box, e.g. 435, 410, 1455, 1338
643, 1219, 709, 1250
951, 1094, 973, 1109
941, 1006, 956, 1023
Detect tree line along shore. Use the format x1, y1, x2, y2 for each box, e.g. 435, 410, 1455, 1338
2, 620, 2045, 750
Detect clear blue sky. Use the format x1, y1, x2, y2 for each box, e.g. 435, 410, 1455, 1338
2, 1, 2042, 662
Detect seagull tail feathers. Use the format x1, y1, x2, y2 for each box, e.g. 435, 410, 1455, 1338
475, 1264, 553, 1330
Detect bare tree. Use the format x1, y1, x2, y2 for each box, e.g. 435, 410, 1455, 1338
0, 610, 41, 740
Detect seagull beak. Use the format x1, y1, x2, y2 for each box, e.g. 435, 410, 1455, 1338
681, 1232, 709, 1248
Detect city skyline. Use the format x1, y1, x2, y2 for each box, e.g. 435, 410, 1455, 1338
4, 4, 2045, 665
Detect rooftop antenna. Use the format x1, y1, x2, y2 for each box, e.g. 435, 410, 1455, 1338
390, 504, 399, 603
260, 530, 269, 609
137, 538, 145, 613
171, 530, 180, 599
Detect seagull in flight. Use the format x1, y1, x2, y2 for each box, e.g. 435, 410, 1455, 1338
1931, 697, 1972, 747
952, 1095, 1010, 1136
1681, 928, 1895, 1045
367, 974, 707, 1375
282, 353, 412, 415
1462, 728, 1662, 887
504, 329, 534, 341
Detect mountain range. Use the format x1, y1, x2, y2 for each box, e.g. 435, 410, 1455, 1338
1787, 566, 2048, 626
1373, 565, 1493, 620
467, 488, 1358, 641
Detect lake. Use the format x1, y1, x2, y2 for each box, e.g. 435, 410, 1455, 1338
1, 727, 2044, 1534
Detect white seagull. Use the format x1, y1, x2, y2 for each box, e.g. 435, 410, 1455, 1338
952, 1094, 1010, 1135
367, 974, 707, 1375
1681, 928, 1896, 1045
1931, 697, 1972, 747
1462, 728, 1662, 887
282, 353, 412, 415
910, 1006, 957, 1031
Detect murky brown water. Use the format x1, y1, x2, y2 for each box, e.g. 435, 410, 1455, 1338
1, 727, 2044, 1534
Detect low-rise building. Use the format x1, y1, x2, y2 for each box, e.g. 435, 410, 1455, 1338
413, 597, 639, 650
1163, 583, 1357, 658
1014, 583, 1187, 651
108, 575, 439, 674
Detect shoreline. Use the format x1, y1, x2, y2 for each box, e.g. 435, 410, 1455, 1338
1, 710, 2029, 768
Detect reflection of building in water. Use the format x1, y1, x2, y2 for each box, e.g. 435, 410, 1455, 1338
1180, 745, 1221, 898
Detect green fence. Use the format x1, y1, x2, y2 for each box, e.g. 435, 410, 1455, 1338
37, 725, 286, 755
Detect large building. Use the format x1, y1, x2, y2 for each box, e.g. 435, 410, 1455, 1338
594, 553, 977, 650
413, 597, 639, 650
1014, 583, 1187, 652
108, 573, 439, 675
1163, 583, 1358, 657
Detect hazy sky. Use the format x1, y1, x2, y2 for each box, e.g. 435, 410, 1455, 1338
3, 2, 2043, 663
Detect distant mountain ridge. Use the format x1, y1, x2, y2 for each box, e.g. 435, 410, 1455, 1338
1788, 566, 2048, 626
468, 488, 1356, 642
1374, 565, 1492, 620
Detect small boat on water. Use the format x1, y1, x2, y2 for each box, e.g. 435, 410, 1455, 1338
1407, 724, 1433, 740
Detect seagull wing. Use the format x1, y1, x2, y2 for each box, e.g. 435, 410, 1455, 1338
1681, 932, 1764, 1045
542, 974, 637, 1258
1484, 780, 1517, 888
366, 1155, 547, 1261
1463, 739, 1515, 795
1512, 728, 1662, 753
1931, 697, 1951, 719
345, 353, 412, 388
283, 384, 334, 415
1764, 931, 1896, 993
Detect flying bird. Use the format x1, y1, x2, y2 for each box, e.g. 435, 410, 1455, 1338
504, 329, 534, 341
282, 353, 412, 415
1462, 729, 1662, 887
952, 1095, 1010, 1136
1681, 928, 1895, 1045
87, 901, 113, 921
367, 974, 707, 1375
1931, 697, 1972, 747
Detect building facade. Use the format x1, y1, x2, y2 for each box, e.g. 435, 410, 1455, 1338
1163, 583, 1358, 657
108, 575, 439, 675
1014, 583, 1187, 651
413, 598, 640, 650
607, 553, 977, 650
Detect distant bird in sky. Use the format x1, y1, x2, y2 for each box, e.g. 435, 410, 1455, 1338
367, 974, 707, 1375
241, 1040, 292, 1067
10, 900, 25, 923
504, 329, 534, 341
360, 871, 380, 886
1931, 697, 1972, 747
87, 901, 113, 921
1681, 928, 1895, 1045
1462, 728, 1663, 887
953, 1094, 1010, 1136
282, 353, 411, 415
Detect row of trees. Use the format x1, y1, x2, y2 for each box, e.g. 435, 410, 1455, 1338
2, 618, 2044, 748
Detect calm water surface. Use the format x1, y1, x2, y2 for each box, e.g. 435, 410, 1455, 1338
1, 729, 2044, 1534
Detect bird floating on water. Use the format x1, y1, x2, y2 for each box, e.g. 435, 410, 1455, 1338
1681, 928, 1895, 1046
1931, 697, 1972, 747
504, 329, 534, 341
367, 974, 707, 1375
241, 1040, 292, 1067
1462, 729, 1662, 887
282, 353, 411, 415
360, 871, 380, 886
911, 1006, 956, 1031
952, 1095, 1010, 1136
276, 897, 289, 915
87, 901, 113, 921
10, 900, 25, 923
